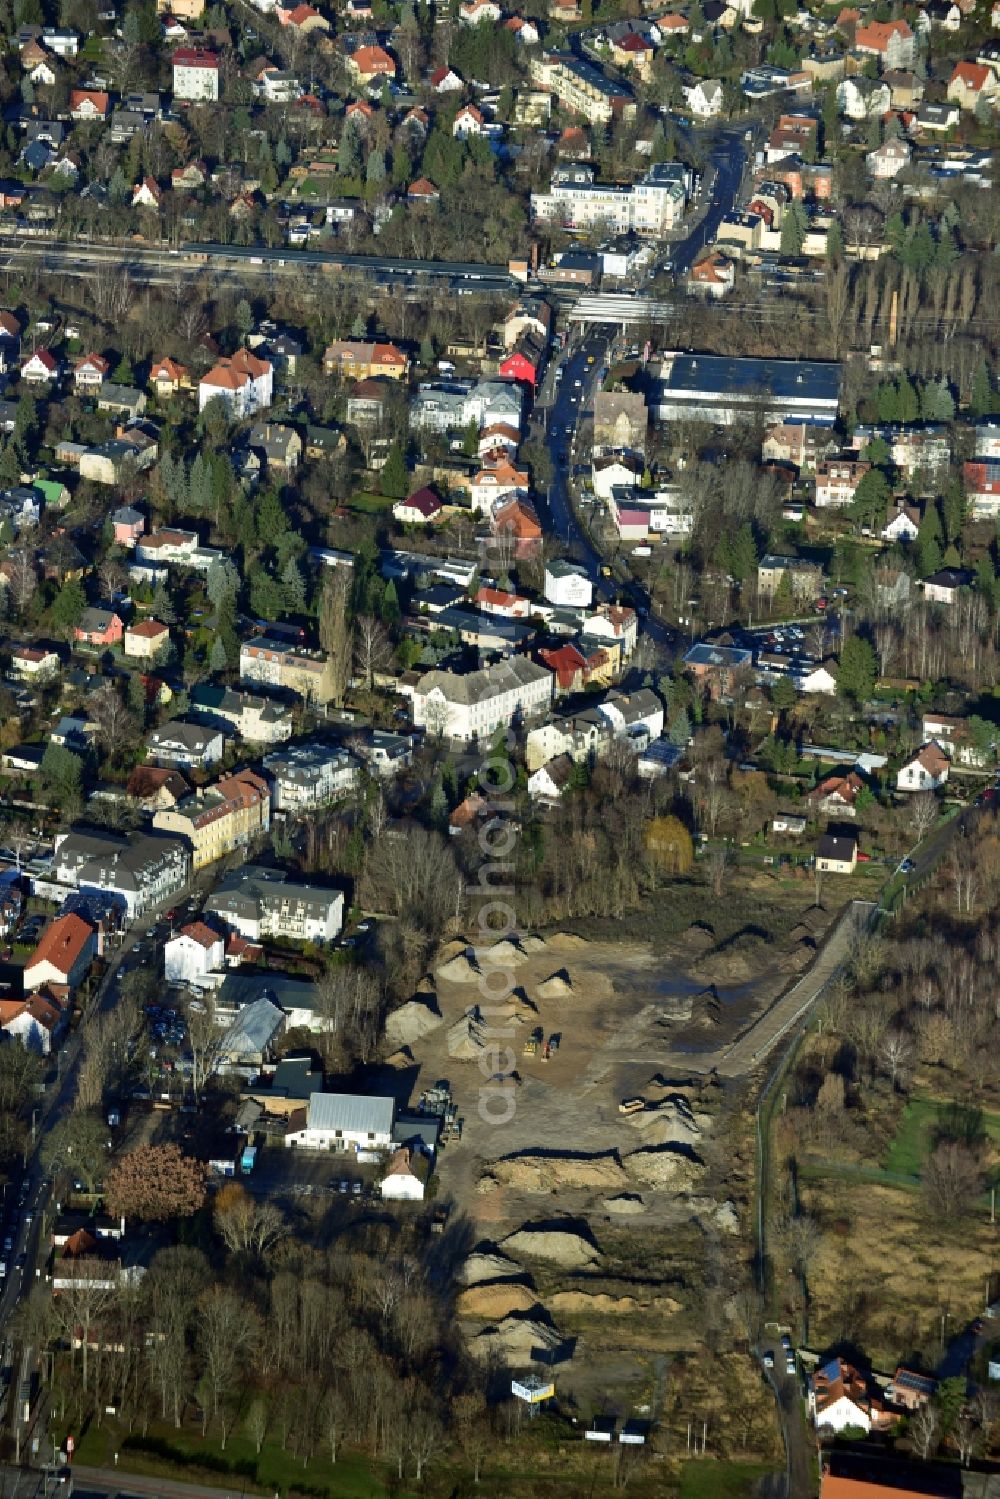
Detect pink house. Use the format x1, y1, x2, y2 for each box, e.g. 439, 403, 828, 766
112, 504, 145, 546
74, 607, 124, 647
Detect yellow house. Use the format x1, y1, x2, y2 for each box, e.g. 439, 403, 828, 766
153, 769, 270, 871
322, 341, 409, 381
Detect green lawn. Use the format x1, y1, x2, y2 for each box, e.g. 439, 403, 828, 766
679, 1459, 776, 1498
883, 1096, 1000, 1177
348, 491, 394, 514
71, 1419, 415, 1498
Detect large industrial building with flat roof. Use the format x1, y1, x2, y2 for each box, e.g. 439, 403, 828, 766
653, 352, 841, 426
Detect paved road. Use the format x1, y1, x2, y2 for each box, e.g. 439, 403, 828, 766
715, 900, 876, 1078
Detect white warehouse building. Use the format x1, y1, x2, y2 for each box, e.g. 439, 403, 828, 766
285, 1092, 396, 1152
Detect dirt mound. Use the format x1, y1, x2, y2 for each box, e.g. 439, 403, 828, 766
626, 1096, 707, 1148
488, 1152, 627, 1194
537, 970, 573, 1000
520, 934, 547, 953
447, 1007, 489, 1059
459, 1251, 526, 1286
624, 1147, 703, 1188
458, 1283, 537, 1318
502, 1225, 600, 1267
682, 923, 715, 953
438, 951, 479, 983
602, 1193, 646, 1214
384, 996, 443, 1047
548, 1291, 641, 1315
470, 1314, 568, 1364
473, 939, 527, 968
383, 1047, 414, 1069
437, 939, 470, 965
546, 933, 590, 951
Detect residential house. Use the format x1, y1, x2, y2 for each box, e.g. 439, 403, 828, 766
853, 18, 915, 68
920, 713, 991, 767
97, 384, 147, 419
323, 340, 408, 380
393, 487, 443, 525
896, 742, 950, 792
248, 423, 302, 471
199, 350, 272, 418
172, 48, 220, 101
153, 768, 271, 871
837, 75, 891, 119
123, 620, 170, 659
125, 765, 190, 812
406, 657, 553, 742
74, 608, 124, 648
815, 834, 858, 875
148, 357, 191, 398
684, 78, 724, 117
189, 685, 294, 746
689, 252, 735, 297
964, 459, 1000, 519
866, 138, 912, 178
0, 993, 65, 1055
73, 353, 109, 389
807, 771, 866, 819
132, 177, 162, 211
10, 645, 60, 679
470, 461, 530, 515
284, 1091, 395, 1151
809, 1357, 890, 1434
920, 567, 973, 605
948, 60, 997, 110
886, 1368, 938, 1412
145, 719, 225, 771
218, 998, 285, 1076
756, 554, 823, 601
815, 457, 871, 508
429, 66, 463, 93
881, 503, 920, 542
262, 739, 359, 810
112, 504, 145, 546
205, 865, 344, 943
163, 920, 225, 986
493, 496, 542, 557
347, 45, 396, 85
21, 349, 58, 384
380, 1146, 430, 1201
23, 913, 96, 991
763, 422, 835, 471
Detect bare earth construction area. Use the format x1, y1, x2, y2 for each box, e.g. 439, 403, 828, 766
379, 898, 859, 1408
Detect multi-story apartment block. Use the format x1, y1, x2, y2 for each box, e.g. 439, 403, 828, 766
153, 769, 271, 871
240, 636, 336, 705
205, 866, 343, 944
407, 658, 553, 743
531, 162, 690, 236
529, 51, 636, 124
814, 456, 871, 508
262, 739, 360, 811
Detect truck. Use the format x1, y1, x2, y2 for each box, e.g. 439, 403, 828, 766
240, 1145, 257, 1175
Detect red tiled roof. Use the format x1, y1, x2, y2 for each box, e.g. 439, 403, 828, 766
26, 913, 94, 980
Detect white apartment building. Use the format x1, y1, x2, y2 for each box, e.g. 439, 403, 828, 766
206, 866, 344, 944
171, 48, 220, 101
262, 740, 360, 811
407, 658, 553, 743
531, 162, 690, 237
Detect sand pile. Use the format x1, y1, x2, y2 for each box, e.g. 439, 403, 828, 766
384, 995, 443, 1047
520, 934, 547, 953
537, 970, 573, 1000
474, 938, 527, 968
548, 1291, 641, 1315
470, 1315, 567, 1363
438, 950, 480, 983
447, 1007, 490, 1059
502, 1225, 600, 1268
459, 1251, 526, 1285
602, 1193, 646, 1215
624, 1146, 703, 1188
486, 1152, 627, 1194
458, 1283, 538, 1318
626, 1096, 708, 1148
546, 933, 590, 951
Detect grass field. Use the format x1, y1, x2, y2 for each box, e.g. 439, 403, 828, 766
72, 1420, 413, 1499
679, 1459, 775, 1497
883, 1096, 1000, 1177
348, 491, 395, 514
